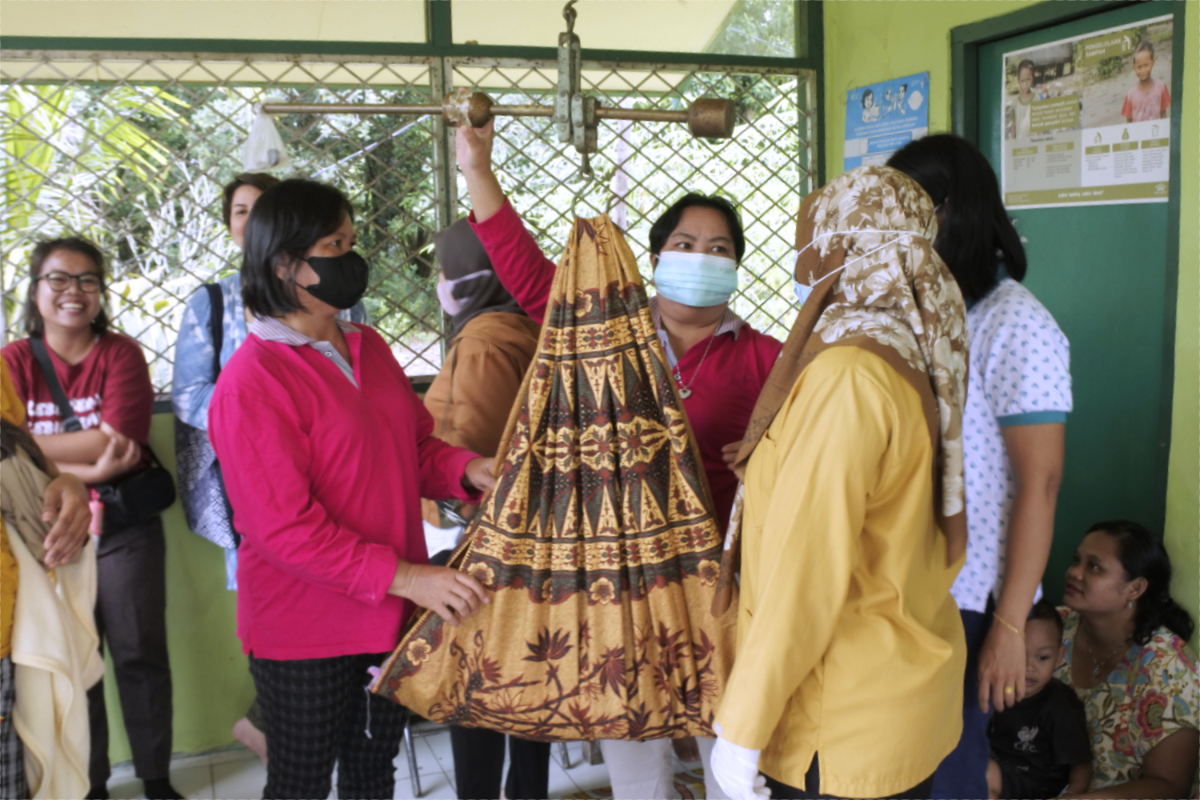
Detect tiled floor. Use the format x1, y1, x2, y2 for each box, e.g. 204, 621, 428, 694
105, 732, 683, 800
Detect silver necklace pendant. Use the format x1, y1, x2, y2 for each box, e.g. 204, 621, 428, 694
1084, 632, 1130, 679
672, 331, 718, 402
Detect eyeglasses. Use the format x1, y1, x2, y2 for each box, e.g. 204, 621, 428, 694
37, 272, 104, 293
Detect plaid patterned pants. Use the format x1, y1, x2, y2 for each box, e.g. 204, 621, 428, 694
0, 656, 29, 800
249, 652, 407, 800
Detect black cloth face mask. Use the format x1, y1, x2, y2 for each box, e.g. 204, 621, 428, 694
301, 251, 370, 310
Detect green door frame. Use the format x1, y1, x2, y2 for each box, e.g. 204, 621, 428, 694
950, 0, 1188, 533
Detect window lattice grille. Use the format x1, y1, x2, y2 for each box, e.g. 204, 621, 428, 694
2, 51, 813, 394
450, 58, 814, 340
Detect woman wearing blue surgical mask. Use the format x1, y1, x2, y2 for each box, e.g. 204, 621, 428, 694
456, 119, 783, 800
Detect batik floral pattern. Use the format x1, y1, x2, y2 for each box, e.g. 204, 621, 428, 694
373, 215, 735, 741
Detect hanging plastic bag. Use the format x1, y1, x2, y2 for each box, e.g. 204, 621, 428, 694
242, 105, 292, 172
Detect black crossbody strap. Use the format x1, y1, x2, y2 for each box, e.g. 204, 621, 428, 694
29, 335, 83, 432
206, 282, 224, 379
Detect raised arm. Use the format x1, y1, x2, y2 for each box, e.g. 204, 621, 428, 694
457, 120, 505, 223
457, 120, 557, 324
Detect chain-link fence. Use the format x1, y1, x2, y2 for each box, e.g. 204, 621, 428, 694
2, 50, 814, 394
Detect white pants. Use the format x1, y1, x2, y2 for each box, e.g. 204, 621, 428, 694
599, 737, 728, 800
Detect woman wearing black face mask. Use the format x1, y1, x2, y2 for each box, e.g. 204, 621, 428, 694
208, 179, 497, 799
171, 172, 368, 767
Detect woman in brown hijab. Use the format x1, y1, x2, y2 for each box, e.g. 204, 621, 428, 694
421, 218, 548, 800
711, 166, 969, 800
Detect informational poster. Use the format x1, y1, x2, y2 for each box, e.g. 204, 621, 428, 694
844, 72, 929, 172
1002, 14, 1173, 208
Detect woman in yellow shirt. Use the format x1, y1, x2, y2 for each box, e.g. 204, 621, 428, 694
711, 166, 969, 799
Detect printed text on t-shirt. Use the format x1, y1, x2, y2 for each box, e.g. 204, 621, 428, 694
26, 394, 102, 433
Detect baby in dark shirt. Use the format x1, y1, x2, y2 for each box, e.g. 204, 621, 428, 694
988, 600, 1092, 799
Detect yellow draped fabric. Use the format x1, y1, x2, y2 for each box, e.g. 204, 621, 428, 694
374, 215, 736, 741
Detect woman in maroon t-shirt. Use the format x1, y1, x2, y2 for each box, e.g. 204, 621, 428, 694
1, 238, 178, 800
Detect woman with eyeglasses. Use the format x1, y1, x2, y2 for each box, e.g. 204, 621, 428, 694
1, 238, 179, 800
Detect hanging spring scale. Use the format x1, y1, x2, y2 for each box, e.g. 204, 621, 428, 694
258, 1, 737, 176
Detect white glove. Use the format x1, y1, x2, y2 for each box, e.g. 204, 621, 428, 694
711, 723, 770, 800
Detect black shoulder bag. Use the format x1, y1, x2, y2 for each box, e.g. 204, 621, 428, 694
30, 334, 176, 534
173, 284, 239, 548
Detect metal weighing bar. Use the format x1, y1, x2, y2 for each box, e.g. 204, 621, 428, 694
259, 94, 736, 140
259, 1, 737, 180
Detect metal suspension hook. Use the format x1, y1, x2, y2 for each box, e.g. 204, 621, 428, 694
563, 0, 578, 36
571, 152, 595, 219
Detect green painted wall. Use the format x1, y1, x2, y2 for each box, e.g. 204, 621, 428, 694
98, 413, 253, 763
824, 0, 1198, 647
1164, 3, 1199, 649
823, 0, 1039, 174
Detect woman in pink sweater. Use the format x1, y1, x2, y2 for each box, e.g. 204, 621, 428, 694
457, 121, 784, 800
208, 179, 494, 799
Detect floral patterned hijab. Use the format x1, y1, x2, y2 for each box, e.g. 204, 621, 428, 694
736, 166, 968, 564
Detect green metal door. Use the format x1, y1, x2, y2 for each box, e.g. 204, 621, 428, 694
976, 2, 1178, 603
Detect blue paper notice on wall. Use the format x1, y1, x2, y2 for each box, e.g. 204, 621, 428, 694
844, 72, 929, 172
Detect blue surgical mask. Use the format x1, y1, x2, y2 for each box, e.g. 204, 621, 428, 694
791, 230, 929, 308
653, 252, 739, 308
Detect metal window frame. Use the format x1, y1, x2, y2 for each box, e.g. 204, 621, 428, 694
1, 0, 825, 178
3, 0, 824, 406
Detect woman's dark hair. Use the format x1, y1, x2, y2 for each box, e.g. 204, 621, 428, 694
241, 179, 355, 319
648, 193, 746, 264
887, 133, 1027, 303
1088, 519, 1194, 645
1028, 597, 1064, 640
221, 172, 281, 228
24, 237, 110, 336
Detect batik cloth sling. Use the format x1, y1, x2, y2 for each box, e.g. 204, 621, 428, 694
0, 419, 54, 567
373, 214, 736, 741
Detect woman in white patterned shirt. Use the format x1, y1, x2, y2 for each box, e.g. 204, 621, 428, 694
889, 133, 1073, 800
